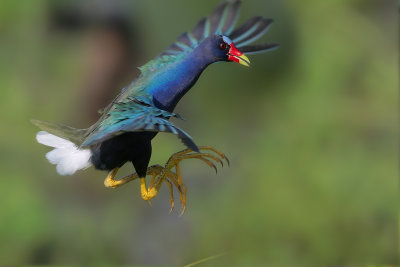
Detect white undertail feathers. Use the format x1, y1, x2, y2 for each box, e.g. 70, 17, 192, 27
36, 131, 92, 175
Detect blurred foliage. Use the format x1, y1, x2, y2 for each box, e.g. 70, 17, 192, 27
0, 0, 397, 265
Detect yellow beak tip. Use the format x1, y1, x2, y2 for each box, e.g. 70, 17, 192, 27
238, 54, 250, 67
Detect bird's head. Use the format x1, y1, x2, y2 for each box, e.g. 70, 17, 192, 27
198, 35, 250, 67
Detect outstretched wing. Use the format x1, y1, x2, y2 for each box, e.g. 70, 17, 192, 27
160, 0, 241, 57
139, 0, 242, 76
229, 16, 278, 54
81, 95, 198, 151
140, 0, 277, 76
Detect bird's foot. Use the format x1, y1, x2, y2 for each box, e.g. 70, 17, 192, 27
104, 167, 125, 187
159, 146, 230, 215
103, 146, 229, 215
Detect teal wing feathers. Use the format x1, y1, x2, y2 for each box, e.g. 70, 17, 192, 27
31, 119, 87, 145
139, 0, 242, 75
230, 16, 278, 54
161, 0, 241, 57
139, 0, 277, 74
81, 93, 198, 151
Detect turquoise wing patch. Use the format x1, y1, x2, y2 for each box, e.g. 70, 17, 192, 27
81, 97, 198, 151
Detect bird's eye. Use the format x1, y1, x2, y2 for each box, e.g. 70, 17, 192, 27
219, 43, 228, 50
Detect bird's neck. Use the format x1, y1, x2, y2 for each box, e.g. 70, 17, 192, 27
151, 51, 212, 112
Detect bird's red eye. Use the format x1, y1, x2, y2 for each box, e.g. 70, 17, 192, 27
219, 43, 228, 50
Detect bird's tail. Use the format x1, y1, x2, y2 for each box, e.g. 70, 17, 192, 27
32, 120, 93, 176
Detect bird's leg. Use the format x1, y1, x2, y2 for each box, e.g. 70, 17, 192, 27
139, 165, 162, 205
147, 146, 229, 215
174, 146, 230, 166
164, 179, 175, 213
140, 169, 183, 213
104, 146, 229, 215
174, 164, 187, 215
104, 164, 176, 210
104, 167, 127, 187
104, 165, 163, 188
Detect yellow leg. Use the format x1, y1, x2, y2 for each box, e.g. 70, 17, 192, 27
156, 147, 228, 215
104, 168, 134, 188
104, 165, 162, 189
175, 164, 187, 215
165, 179, 175, 213
140, 177, 158, 200
174, 146, 230, 166
103, 146, 229, 215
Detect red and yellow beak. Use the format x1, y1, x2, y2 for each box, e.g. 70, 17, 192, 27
228, 43, 250, 67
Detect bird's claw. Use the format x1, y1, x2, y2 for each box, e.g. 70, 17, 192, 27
161, 146, 228, 214
104, 146, 228, 215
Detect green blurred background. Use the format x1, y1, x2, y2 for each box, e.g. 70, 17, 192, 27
0, 0, 397, 265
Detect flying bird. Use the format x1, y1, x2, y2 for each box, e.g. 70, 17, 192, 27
32, 0, 278, 214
